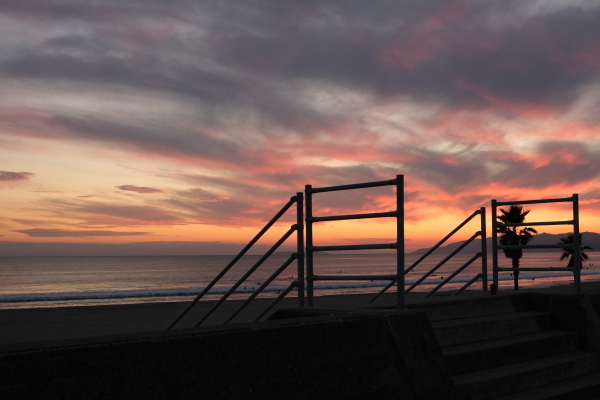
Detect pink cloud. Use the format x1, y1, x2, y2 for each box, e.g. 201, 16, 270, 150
0, 171, 35, 182
116, 185, 166, 194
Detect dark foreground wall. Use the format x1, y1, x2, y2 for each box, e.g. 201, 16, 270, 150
0, 309, 453, 400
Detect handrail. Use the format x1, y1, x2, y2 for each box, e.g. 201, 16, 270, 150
312, 274, 398, 281
405, 209, 481, 274
496, 267, 574, 272
223, 254, 297, 324
425, 253, 481, 298
405, 231, 481, 294
309, 211, 397, 222
496, 220, 573, 227
310, 179, 397, 193
495, 197, 573, 206
252, 281, 298, 322
193, 225, 298, 327
311, 243, 397, 252
368, 207, 487, 303
167, 194, 303, 330
491, 194, 580, 292
454, 274, 482, 295
497, 244, 573, 249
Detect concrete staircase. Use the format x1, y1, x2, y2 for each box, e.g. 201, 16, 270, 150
411, 295, 600, 400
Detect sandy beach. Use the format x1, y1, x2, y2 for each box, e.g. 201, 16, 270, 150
2, 281, 600, 348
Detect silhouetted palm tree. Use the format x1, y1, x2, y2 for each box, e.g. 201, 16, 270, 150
497, 205, 538, 290
559, 233, 592, 270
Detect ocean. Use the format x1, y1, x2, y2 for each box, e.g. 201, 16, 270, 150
1, 252, 598, 310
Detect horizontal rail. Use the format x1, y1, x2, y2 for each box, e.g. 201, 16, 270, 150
496, 220, 573, 227
405, 209, 481, 274
310, 211, 396, 222
166, 195, 298, 330
193, 225, 298, 327
454, 274, 482, 295
425, 253, 481, 298
252, 281, 298, 322
310, 243, 397, 252
311, 274, 398, 281
309, 179, 397, 193
496, 244, 573, 250
222, 254, 297, 325
494, 196, 573, 206
405, 231, 481, 294
496, 267, 574, 272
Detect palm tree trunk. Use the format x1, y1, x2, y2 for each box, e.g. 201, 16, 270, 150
512, 256, 519, 290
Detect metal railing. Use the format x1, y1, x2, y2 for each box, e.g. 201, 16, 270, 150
305, 175, 405, 310
369, 207, 487, 302
166, 193, 304, 329
492, 195, 581, 292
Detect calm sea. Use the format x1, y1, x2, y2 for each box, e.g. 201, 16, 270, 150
1, 252, 598, 309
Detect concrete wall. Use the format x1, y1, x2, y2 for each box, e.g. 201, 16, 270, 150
0, 309, 453, 400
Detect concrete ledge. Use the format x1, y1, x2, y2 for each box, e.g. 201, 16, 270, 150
0, 310, 453, 400
527, 292, 600, 351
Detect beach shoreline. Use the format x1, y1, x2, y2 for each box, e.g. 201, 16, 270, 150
2, 280, 600, 347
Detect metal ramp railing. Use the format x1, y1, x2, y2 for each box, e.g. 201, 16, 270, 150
305, 175, 405, 310
166, 193, 304, 329
491, 194, 581, 292
368, 207, 487, 302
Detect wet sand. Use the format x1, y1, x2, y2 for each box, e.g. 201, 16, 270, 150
2, 281, 600, 347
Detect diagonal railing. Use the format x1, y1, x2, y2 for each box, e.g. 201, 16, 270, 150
368, 207, 487, 302
166, 193, 304, 329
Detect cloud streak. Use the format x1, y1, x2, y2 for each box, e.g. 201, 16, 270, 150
0, 171, 35, 182
13, 229, 150, 237
117, 185, 166, 194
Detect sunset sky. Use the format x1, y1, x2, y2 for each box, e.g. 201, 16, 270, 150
1, 0, 600, 256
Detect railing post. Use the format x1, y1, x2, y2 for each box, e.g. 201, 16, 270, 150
480, 207, 488, 292
573, 194, 581, 293
491, 199, 498, 292
305, 185, 314, 307
396, 174, 404, 310
296, 192, 305, 306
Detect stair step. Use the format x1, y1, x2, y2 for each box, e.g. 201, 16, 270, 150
453, 351, 600, 400
412, 296, 519, 322
432, 311, 552, 347
443, 330, 578, 375
495, 371, 600, 400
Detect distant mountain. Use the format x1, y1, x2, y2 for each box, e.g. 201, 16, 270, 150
411, 232, 600, 254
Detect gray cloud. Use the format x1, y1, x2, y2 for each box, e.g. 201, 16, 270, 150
4, 1, 598, 130
0, 171, 35, 182
117, 185, 166, 194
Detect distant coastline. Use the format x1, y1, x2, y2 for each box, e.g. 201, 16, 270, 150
411, 232, 600, 254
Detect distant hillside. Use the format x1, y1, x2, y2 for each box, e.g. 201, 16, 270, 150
411, 232, 600, 254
